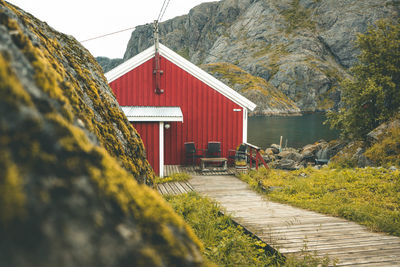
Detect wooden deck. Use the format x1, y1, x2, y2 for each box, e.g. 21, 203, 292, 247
189, 175, 400, 266
164, 165, 235, 177
157, 181, 194, 195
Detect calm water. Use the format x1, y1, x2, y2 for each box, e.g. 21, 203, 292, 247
247, 113, 339, 149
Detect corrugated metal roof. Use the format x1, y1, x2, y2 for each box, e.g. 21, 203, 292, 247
121, 106, 183, 122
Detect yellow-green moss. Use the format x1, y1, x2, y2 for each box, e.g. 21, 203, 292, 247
365, 127, 400, 167
203, 62, 298, 109
205, 62, 274, 94
0, 51, 33, 108
0, 152, 26, 225
89, 147, 203, 256
155, 172, 191, 184
3, 3, 154, 184
252, 44, 272, 58
280, 0, 316, 33
0, 4, 208, 264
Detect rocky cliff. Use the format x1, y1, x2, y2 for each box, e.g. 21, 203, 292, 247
0, 1, 205, 266
115, 0, 399, 114
96, 56, 123, 74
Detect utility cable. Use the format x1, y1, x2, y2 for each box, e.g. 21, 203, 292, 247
80, 0, 172, 43
80, 26, 136, 43
157, 0, 171, 22
157, 0, 168, 21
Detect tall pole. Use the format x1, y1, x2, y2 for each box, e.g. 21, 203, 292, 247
154, 20, 159, 54
153, 20, 163, 94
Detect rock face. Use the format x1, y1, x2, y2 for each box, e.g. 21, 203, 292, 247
0, 2, 204, 266
116, 0, 399, 114
96, 56, 123, 73
201, 62, 300, 115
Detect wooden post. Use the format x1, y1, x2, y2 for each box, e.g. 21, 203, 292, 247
256, 149, 259, 170
249, 148, 252, 169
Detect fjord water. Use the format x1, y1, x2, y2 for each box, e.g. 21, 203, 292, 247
247, 113, 339, 149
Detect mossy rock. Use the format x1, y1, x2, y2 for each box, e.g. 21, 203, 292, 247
0, 2, 205, 266
201, 62, 300, 115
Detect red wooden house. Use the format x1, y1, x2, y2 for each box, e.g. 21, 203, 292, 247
106, 43, 256, 177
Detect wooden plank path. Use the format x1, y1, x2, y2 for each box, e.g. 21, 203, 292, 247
164, 165, 235, 177
189, 175, 400, 266
157, 181, 194, 195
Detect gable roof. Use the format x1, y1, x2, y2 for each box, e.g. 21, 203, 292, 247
105, 43, 256, 111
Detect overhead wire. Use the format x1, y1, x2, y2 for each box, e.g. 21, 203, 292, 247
79, 0, 172, 44
80, 26, 136, 43
158, 0, 171, 22
157, 0, 171, 22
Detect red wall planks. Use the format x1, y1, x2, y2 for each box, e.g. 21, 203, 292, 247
132, 122, 159, 175
110, 56, 244, 172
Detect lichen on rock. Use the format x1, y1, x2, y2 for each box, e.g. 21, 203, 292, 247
0, 2, 205, 266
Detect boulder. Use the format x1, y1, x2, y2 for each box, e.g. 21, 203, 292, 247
351, 147, 372, 167
270, 144, 281, 154
272, 159, 301, 170
0, 3, 204, 266
366, 119, 400, 143
277, 149, 303, 162
325, 139, 348, 159
301, 143, 322, 160
265, 148, 275, 156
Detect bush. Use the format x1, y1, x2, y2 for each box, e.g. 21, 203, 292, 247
365, 127, 400, 167
326, 19, 400, 139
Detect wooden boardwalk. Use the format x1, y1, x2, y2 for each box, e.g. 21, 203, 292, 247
157, 181, 194, 195
164, 165, 235, 177
190, 175, 400, 266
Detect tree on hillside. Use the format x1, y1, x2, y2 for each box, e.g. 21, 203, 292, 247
326, 19, 400, 139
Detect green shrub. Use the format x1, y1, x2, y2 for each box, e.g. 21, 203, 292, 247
365, 127, 400, 167
326, 20, 400, 139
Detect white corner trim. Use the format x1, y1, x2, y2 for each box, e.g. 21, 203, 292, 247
242, 109, 248, 144
105, 43, 257, 111
159, 122, 164, 178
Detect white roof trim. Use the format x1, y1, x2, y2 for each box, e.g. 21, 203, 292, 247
106, 46, 155, 83
121, 106, 183, 122
105, 44, 256, 111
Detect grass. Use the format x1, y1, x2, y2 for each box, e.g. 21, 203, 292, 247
165, 192, 332, 266
240, 167, 400, 236
155, 172, 191, 184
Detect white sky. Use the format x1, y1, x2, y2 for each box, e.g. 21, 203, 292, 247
7, 0, 218, 58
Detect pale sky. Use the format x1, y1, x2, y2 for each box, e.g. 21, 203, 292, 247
7, 0, 218, 58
